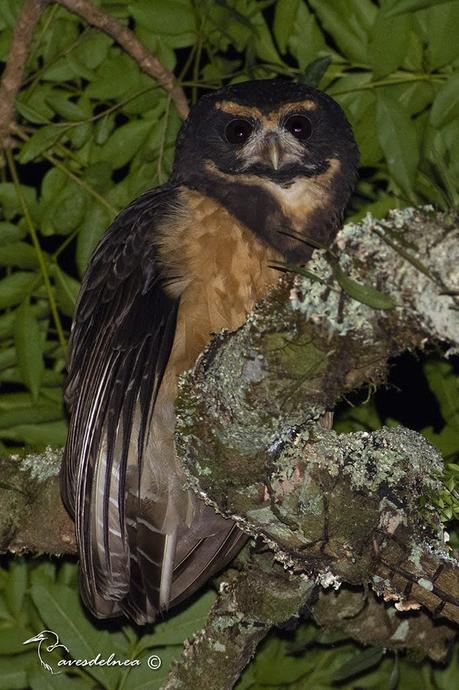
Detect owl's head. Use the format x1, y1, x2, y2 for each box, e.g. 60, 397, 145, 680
172, 79, 359, 188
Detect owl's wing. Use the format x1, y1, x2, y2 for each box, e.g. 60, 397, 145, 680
60, 185, 180, 622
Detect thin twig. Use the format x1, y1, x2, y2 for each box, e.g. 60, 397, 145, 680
6, 149, 68, 353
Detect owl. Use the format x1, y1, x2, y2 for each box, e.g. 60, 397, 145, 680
60, 78, 359, 624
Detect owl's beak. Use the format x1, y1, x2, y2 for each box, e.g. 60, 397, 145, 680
262, 134, 282, 171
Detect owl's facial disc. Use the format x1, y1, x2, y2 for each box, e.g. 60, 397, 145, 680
206, 99, 346, 184
227, 117, 312, 173
172, 80, 359, 193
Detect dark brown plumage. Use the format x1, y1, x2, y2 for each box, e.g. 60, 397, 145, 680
60, 78, 359, 624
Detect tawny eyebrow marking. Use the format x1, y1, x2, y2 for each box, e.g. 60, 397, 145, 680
215, 101, 263, 118
215, 99, 318, 127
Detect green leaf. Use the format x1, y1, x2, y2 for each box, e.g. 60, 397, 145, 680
350, 97, 383, 167
129, 0, 196, 37
51, 187, 87, 236
270, 261, 332, 287
4, 559, 27, 619
332, 647, 384, 682
300, 55, 332, 87
85, 53, 141, 100
376, 92, 419, 196
30, 582, 111, 687
251, 10, 283, 65
0, 222, 26, 245
70, 29, 112, 70
0, 28, 11, 61
368, 12, 411, 78
14, 301, 45, 401
68, 122, 92, 149
308, 0, 371, 63
95, 120, 153, 169
52, 265, 80, 317
42, 57, 76, 82
76, 204, 112, 276
0, 273, 36, 310
40, 167, 67, 205
334, 265, 396, 310
384, 0, 454, 18
39, 169, 82, 237
286, 2, 326, 69
94, 114, 115, 146
430, 73, 459, 129
0, 401, 63, 430
0, 421, 67, 446
16, 85, 55, 125
273, 0, 300, 53
65, 52, 96, 81
425, 2, 459, 70
138, 590, 216, 651
0, 349, 18, 373
29, 671, 88, 690
18, 126, 67, 164
45, 91, 91, 122
0, 183, 37, 221
424, 361, 459, 432
0, 656, 32, 689
122, 648, 179, 690
251, 637, 317, 685
0, 627, 34, 656
0, 242, 38, 269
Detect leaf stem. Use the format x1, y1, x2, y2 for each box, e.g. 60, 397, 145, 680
14, 125, 118, 215
6, 149, 68, 353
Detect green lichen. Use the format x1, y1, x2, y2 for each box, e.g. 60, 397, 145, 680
17, 446, 62, 482
417, 578, 434, 592
390, 620, 410, 642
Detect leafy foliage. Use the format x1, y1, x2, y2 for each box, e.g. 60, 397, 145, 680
0, 558, 215, 689
0, 0, 458, 688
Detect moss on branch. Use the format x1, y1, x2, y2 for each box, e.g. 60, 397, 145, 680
0, 208, 458, 688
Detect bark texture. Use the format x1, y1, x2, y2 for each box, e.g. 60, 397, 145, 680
0, 208, 458, 689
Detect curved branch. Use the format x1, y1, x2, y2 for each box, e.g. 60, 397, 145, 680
175, 207, 459, 622
54, 0, 189, 119
0, 0, 190, 153
0, 0, 46, 153
0, 208, 457, 688
164, 553, 315, 690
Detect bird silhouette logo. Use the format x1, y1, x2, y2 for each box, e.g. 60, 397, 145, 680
23, 630, 69, 674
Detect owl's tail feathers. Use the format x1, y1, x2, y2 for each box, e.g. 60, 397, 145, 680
77, 495, 247, 626
121, 502, 247, 625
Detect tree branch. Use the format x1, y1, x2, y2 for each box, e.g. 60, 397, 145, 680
54, 0, 189, 119
0, 208, 457, 688
0, 447, 74, 555
0, 0, 45, 154
0, 0, 190, 153
164, 553, 316, 690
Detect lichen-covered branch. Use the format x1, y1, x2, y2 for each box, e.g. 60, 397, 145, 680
174, 208, 459, 613
0, 447, 74, 555
312, 586, 456, 663
164, 553, 316, 690
0, 208, 458, 688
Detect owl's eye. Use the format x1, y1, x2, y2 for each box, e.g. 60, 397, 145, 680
285, 115, 312, 141
225, 119, 253, 144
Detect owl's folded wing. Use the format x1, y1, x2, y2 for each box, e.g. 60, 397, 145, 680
60, 185, 180, 621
